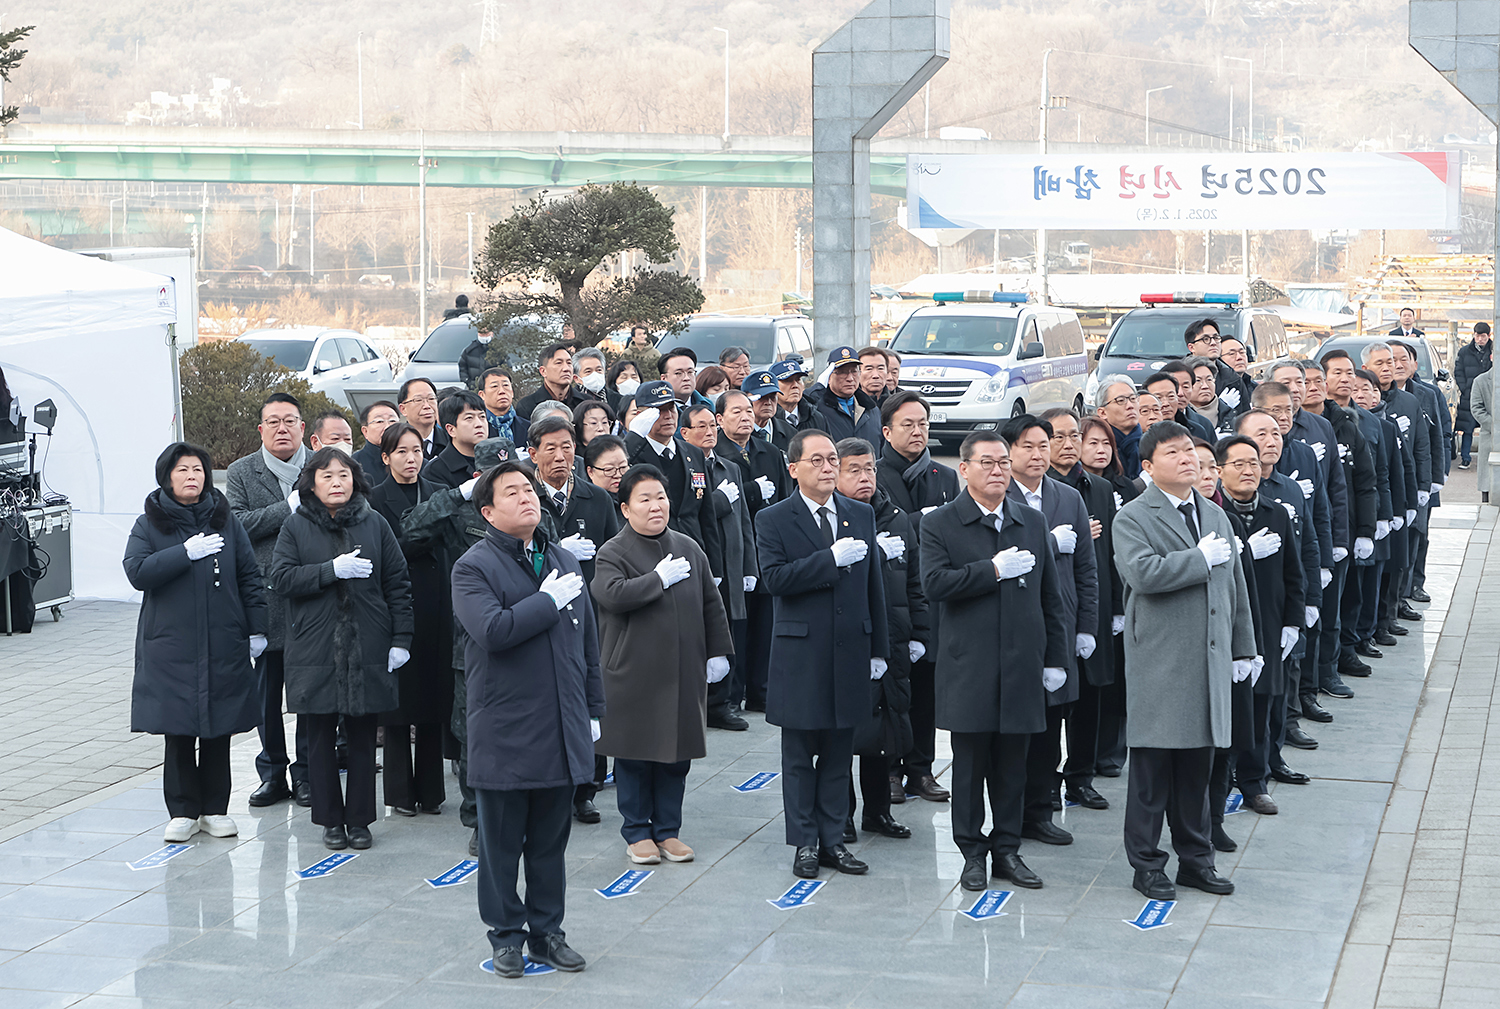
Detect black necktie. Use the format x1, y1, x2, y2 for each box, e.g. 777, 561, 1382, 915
983, 512, 1001, 534
818, 507, 835, 547
1178, 501, 1200, 542
552, 489, 567, 513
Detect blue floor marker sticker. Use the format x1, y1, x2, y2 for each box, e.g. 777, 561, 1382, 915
603, 772, 614, 786
1224, 794, 1244, 815
960, 889, 1013, 921
480, 957, 556, 976
595, 868, 653, 899
1123, 899, 1176, 931
732, 771, 779, 792
296, 852, 359, 879
426, 859, 479, 888
127, 844, 192, 870
768, 879, 825, 910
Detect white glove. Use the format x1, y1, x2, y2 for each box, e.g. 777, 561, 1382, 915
287, 488, 301, 512
590, 718, 601, 742
1197, 532, 1232, 568
706, 656, 731, 683
1219, 387, 1241, 410
628, 407, 660, 437
1043, 667, 1067, 692
332, 547, 373, 579
743, 575, 757, 592
1392, 514, 1405, 530
831, 536, 869, 566
754, 475, 776, 501
1354, 537, 1374, 560
1076, 633, 1096, 659
714, 577, 722, 587
1305, 605, 1319, 628
539, 568, 584, 609
1281, 501, 1297, 520
1050, 523, 1078, 555
559, 533, 597, 561
1247, 527, 1281, 560
1404, 509, 1416, 525
1233, 534, 1244, 556
921, 505, 939, 515
908, 640, 926, 663
249, 634, 268, 660
1417, 490, 1430, 507
459, 476, 478, 501
387, 647, 410, 672
1396, 414, 1411, 433
1232, 659, 1253, 683
1304, 439, 1326, 462
1113, 491, 1124, 511
1375, 520, 1391, 540
1431, 482, 1443, 494
1290, 470, 1314, 500
1320, 567, 1333, 589
1250, 655, 1264, 687
870, 658, 888, 680
1112, 614, 1125, 635
716, 478, 741, 504
654, 553, 692, 589
876, 531, 905, 560
992, 546, 1037, 580
1333, 546, 1349, 563
1280, 625, 1299, 660
183, 532, 225, 561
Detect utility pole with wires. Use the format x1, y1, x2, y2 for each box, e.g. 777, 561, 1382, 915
478, 0, 503, 48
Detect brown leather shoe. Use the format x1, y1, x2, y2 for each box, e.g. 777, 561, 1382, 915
1244, 792, 1278, 815
907, 774, 950, 802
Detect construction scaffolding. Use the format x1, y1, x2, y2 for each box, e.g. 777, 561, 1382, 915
1350, 254, 1495, 335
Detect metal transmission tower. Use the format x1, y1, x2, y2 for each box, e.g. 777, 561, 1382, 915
478, 0, 503, 48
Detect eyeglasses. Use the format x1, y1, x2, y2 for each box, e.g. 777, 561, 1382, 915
1189, 335, 1222, 346
589, 464, 629, 478
969, 458, 1012, 472
1192, 375, 1216, 386
1049, 431, 1081, 443
262, 417, 301, 428
401, 395, 437, 406
1264, 406, 1294, 418
799, 454, 838, 470
891, 418, 929, 431
1221, 458, 1260, 471
1104, 392, 1138, 408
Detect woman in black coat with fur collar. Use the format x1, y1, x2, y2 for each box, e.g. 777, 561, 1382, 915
270, 447, 414, 851
123, 443, 267, 845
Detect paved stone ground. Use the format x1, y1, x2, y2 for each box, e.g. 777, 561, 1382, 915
0, 495, 1489, 1008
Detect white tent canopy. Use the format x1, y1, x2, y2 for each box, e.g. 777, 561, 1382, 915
0, 227, 180, 601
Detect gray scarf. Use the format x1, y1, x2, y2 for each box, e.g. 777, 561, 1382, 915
261, 443, 308, 497
901, 448, 933, 488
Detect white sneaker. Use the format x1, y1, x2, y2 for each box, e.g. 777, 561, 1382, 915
198, 815, 238, 838
163, 817, 200, 843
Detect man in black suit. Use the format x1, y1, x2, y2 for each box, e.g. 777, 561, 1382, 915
515, 342, 589, 421
352, 401, 399, 482
426, 392, 490, 490
622, 381, 724, 581
398, 377, 449, 460
920, 431, 1069, 892
755, 430, 889, 879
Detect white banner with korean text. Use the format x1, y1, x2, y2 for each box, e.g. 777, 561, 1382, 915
906, 152, 1461, 231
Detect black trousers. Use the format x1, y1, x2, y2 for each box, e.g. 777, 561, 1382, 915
1097, 638, 1129, 773
707, 617, 747, 713
848, 752, 891, 822
306, 712, 377, 829
742, 593, 772, 708
574, 755, 609, 803
254, 650, 309, 786
1411, 509, 1431, 592
949, 731, 1029, 860
1064, 678, 1104, 788
780, 727, 854, 849
1023, 705, 1067, 824
1123, 745, 1214, 873
1235, 691, 1277, 796
476, 785, 572, 950
162, 734, 231, 820
381, 722, 446, 811
452, 668, 478, 829
1314, 556, 1350, 689
1356, 561, 1384, 642
1340, 560, 1367, 652
899, 657, 937, 780
1209, 747, 1235, 827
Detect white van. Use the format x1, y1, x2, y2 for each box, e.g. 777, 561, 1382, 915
889, 293, 1090, 448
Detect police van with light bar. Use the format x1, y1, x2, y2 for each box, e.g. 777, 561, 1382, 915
889, 291, 1089, 448
1086, 292, 1290, 408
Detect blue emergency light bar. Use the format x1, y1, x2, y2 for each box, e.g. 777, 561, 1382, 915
932, 291, 1030, 304
1139, 292, 1242, 305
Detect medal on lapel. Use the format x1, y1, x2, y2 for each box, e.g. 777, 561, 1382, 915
692, 470, 706, 499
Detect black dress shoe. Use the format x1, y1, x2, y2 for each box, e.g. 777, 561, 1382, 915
322, 825, 349, 850
818, 844, 869, 874
1176, 865, 1235, 895
1096, 765, 1123, 778
1340, 655, 1373, 677
907, 775, 950, 802
294, 781, 313, 807
1284, 725, 1319, 749
490, 946, 524, 978
1355, 640, 1384, 659
392, 806, 417, 817
861, 813, 912, 839
889, 775, 907, 805
1065, 785, 1110, 810
527, 933, 586, 972
1051, 793, 1063, 811
347, 825, 372, 849
1271, 766, 1311, 785
469, 828, 479, 857
960, 856, 988, 892
1211, 824, 1238, 852
793, 845, 820, 878
249, 780, 291, 807
1409, 587, 1431, 603
573, 799, 600, 824
1133, 868, 1175, 900
1320, 678, 1355, 699
1020, 820, 1073, 845
1397, 602, 1423, 622
1374, 628, 1400, 645
707, 706, 749, 731
1388, 623, 1409, 636
419, 803, 442, 814
1243, 793, 1278, 815
842, 818, 857, 844
1300, 694, 1334, 723
742, 699, 766, 713
994, 853, 1043, 889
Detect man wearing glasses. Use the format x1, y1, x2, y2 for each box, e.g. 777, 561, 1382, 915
398, 377, 449, 460
1185, 319, 1249, 417
1096, 379, 1143, 477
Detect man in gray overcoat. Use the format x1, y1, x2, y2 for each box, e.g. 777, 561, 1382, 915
1113, 420, 1256, 902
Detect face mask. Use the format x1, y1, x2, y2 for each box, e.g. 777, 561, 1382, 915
616, 378, 641, 396
580, 372, 607, 393
477, 334, 492, 344
328, 441, 353, 456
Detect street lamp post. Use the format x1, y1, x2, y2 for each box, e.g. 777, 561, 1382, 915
1145, 85, 1173, 147
356, 32, 364, 130
1225, 56, 1252, 150
713, 27, 729, 139
309, 186, 329, 281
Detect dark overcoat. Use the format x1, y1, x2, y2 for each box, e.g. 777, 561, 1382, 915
1222, 494, 1304, 697
1052, 463, 1121, 687
269, 494, 414, 717
124, 489, 267, 738
592, 526, 733, 764
919, 493, 1069, 735
704, 451, 757, 620
853, 491, 926, 758
754, 491, 889, 731
623, 431, 725, 578
538, 473, 620, 586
